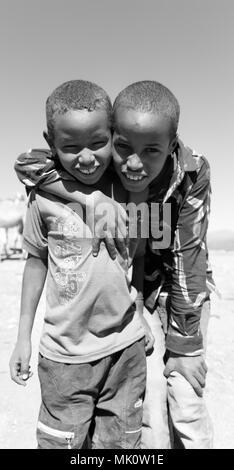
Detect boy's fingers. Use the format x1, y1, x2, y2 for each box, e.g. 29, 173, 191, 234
114, 237, 128, 260
92, 237, 101, 257
19, 373, 30, 381
145, 346, 154, 356
194, 370, 206, 388
12, 376, 27, 386
187, 377, 203, 397
92, 233, 127, 260
9, 361, 20, 381
18, 369, 33, 381
198, 365, 207, 379
117, 220, 128, 240
147, 332, 155, 348
163, 362, 172, 378
163, 365, 203, 397
144, 333, 155, 353
10, 364, 27, 386
19, 373, 29, 380
21, 360, 30, 378
145, 343, 154, 355
104, 235, 117, 260
201, 360, 208, 374
145, 342, 154, 353
118, 204, 128, 223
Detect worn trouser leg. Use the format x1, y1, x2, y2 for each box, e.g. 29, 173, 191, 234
141, 308, 171, 449
142, 301, 213, 449
92, 338, 146, 449
168, 300, 213, 449
37, 354, 96, 449
37, 339, 146, 449
167, 371, 213, 448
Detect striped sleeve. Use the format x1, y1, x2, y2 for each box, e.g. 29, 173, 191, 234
166, 158, 211, 355
14, 149, 62, 188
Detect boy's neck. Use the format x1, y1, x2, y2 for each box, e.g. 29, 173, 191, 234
91, 167, 114, 197
148, 155, 174, 200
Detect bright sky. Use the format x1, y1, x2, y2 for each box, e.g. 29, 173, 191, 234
1, 0, 233, 231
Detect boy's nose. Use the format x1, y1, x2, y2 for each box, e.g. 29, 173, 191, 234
78, 148, 95, 166
126, 154, 143, 171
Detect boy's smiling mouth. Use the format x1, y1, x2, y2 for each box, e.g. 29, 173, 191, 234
74, 160, 101, 175
78, 167, 98, 175
121, 165, 147, 181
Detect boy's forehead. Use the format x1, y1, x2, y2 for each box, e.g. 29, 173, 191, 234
53, 109, 110, 136
114, 107, 171, 137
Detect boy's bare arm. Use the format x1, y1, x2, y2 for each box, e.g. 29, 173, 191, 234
9, 254, 47, 386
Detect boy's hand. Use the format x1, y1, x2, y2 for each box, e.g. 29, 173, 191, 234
164, 353, 207, 397
9, 340, 33, 386
140, 316, 155, 355
86, 191, 128, 261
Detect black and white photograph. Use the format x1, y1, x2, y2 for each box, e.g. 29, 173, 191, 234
0, 0, 233, 455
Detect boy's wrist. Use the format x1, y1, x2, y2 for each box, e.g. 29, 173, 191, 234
167, 350, 203, 358
135, 294, 144, 308
17, 331, 32, 343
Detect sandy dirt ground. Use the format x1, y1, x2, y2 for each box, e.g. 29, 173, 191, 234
0, 251, 234, 449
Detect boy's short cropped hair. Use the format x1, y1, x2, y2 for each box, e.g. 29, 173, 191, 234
113, 80, 180, 138
46, 80, 112, 139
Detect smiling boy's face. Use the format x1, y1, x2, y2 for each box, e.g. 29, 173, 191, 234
112, 108, 177, 192
45, 109, 112, 185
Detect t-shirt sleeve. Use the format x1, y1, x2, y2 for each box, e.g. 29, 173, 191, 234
23, 190, 48, 259
14, 149, 64, 189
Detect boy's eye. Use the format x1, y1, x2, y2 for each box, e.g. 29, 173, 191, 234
62, 140, 108, 152
91, 141, 108, 150
63, 146, 79, 153
145, 148, 158, 154
115, 142, 131, 151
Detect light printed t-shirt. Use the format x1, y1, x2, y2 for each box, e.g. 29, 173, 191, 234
23, 189, 145, 363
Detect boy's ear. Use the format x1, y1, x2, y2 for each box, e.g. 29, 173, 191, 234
169, 134, 178, 154
43, 131, 56, 156
43, 130, 51, 146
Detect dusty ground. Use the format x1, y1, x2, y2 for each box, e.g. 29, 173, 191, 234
0, 251, 234, 449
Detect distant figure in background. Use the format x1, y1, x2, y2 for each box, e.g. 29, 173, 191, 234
0, 193, 26, 260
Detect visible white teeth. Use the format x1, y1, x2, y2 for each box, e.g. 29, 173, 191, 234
125, 174, 145, 181
79, 167, 97, 175
121, 167, 147, 181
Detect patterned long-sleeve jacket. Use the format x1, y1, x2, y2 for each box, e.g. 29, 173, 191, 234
144, 139, 213, 355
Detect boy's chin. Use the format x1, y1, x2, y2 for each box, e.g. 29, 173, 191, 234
119, 174, 149, 193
